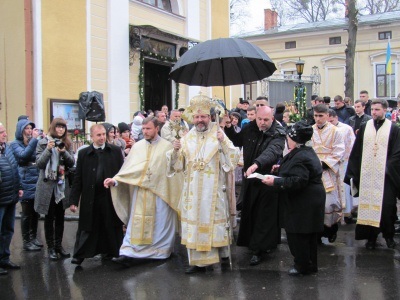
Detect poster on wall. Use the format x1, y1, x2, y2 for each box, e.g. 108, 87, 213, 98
49, 99, 84, 131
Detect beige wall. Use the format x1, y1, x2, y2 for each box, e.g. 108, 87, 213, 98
41, 0, 87, 130
234, 22, 400, 103
90, 0, 108, 113
0, 0, 26, 131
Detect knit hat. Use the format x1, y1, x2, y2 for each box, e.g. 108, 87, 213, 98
118, 122, 130, 133
287, 121, 313, 144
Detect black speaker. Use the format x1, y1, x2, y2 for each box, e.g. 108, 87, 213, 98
179, 47, 188, 57
79, 91, 106, 122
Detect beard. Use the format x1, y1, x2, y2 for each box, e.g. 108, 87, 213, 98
195, 122, 208, 132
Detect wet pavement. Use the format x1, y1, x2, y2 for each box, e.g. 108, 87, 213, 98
1, 220, 400, 300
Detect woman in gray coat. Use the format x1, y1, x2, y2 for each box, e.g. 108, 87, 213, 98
35, 118, 75, 260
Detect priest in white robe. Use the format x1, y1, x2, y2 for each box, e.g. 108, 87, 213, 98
167, 95, 240, 274
310, 104, 345, 243
104, 117, 182, 266
328, 109, 356, 224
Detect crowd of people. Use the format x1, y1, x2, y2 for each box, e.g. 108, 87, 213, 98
1, 90, 400, 278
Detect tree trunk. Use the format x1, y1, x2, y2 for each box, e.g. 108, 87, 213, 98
345, 0, 358, 101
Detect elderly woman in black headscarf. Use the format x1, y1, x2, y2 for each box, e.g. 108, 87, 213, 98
263, 121, 325, 276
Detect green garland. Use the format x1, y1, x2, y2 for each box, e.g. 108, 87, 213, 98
294, 85, 307, 120
138, 50, 179, 110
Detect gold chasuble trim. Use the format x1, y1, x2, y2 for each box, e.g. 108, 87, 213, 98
111, 138, 183, 245
357, 119, 390, 228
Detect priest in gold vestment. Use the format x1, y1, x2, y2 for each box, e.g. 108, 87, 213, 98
104, 117, 182, 266
167, 95, 240, 274
345, 99, 400, 250
311, 104, 345, 243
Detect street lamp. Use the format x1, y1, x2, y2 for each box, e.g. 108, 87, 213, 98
295, 57, 305, 81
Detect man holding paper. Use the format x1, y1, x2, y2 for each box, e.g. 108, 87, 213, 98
235, 106, 286, 266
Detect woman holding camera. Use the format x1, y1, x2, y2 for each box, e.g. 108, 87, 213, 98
10, 119, 42, 251
35, 118, 75, 260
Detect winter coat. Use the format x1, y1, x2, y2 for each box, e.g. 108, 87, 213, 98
69, 143, 124, 231
10, 119, 39, 201
34, 137, 75, 214
229, 119, 286, 173
274, 146, 326, 233
0, 143, 21, 206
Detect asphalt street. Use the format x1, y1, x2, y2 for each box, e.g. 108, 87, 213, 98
1, 219, 400, 300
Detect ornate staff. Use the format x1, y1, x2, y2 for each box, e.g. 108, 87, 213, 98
214, 103, 233, 271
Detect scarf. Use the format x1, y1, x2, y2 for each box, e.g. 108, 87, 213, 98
45, 139, 66, 203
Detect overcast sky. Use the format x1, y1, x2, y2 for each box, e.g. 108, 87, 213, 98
231, 0, 272, 35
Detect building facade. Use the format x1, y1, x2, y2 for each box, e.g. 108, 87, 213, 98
0, 0, 229, 131
231, 10, 400, 108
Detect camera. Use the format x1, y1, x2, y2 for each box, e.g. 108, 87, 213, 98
55, 140, 65, 149
38, 129, 43, 135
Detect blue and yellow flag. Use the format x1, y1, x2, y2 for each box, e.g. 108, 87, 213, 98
386, 38, 392, 74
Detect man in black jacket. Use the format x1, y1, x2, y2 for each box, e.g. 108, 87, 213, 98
349, 100, 372, 134
0, 123, 23, 275
69, 124, 124, 265
226, 106, 286, 265
332, 95, 355, 125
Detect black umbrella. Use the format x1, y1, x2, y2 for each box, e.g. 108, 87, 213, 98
170, 38, 277, 88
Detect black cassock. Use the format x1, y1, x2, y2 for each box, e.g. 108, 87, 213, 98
345, 119, 400, 240
70, 144, 124, 258
232, 120, 286, 252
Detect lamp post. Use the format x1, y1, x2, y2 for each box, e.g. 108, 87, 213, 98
295, 57, 305, 82
294, 57, 306, 120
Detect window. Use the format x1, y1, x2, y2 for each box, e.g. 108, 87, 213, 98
244, 82, 257, 101
285, 41, 296, 49
139, 0, 172, 12
376, 63, 395, 97
378, 31, 392, 40
329, 37, 341, 45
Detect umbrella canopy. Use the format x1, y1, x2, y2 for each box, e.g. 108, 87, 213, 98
170, 38, 277, 87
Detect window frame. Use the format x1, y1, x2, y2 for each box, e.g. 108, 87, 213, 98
285, 41, 296, 49
329, 36, 341, 45
375, 63, 395, 98
137, 0, 172, 12
378, 31, 392, 40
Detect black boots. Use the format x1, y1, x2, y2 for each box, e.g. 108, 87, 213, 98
29, 211, 43, 247
21, 203, 41, 252
44, 213, 69, 260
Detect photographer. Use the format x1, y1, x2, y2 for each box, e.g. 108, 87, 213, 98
34, 118, 75, 260
10, 119, 42, 251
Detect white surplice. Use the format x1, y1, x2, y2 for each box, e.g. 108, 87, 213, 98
120, 186, 177, 259
311, 122, 345, 226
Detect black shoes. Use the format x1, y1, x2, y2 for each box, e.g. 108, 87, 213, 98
328, 233, 337, 243
112, 255, 134, 267
30, 238, 44, 248
23, 241, 41, 251
249, 255, 262, 266
55, 247, 71, 258
365, 240, 376, 250
385, 238, 397, 249
71, 257, 84, 265
0, 261, 21, 269
344, 216, 356, 224
48, 248, 60, 261
0, 267, 8, 275
184, 265, 214, 274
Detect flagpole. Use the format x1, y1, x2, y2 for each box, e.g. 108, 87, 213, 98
387, 37, 392, 99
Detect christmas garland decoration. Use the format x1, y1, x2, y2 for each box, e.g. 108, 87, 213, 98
294, 85, 307, 120
138, 50, 179, 110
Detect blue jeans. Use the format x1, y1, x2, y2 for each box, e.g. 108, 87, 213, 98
0, 203, 16, 263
